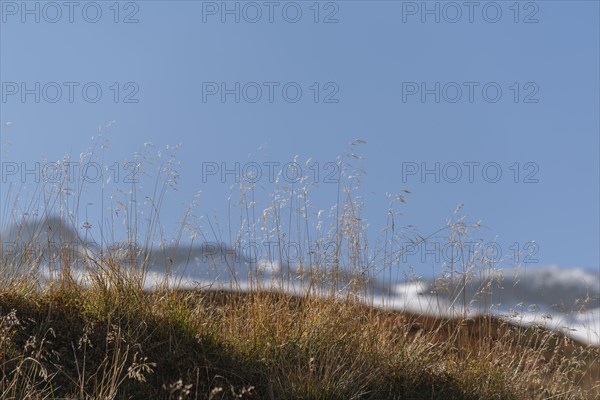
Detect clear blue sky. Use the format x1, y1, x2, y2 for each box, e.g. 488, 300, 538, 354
1, 1, 598, 275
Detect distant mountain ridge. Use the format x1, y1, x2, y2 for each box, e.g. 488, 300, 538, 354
1, 216, 599, 345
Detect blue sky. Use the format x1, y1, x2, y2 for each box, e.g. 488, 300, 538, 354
1, 1, 598, 275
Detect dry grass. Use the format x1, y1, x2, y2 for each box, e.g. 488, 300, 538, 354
0, 282, 598, 400
1, 141, 598, 399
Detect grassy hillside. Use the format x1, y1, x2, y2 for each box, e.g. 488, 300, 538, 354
1, 148, 598, 399
1, 273, 598, 399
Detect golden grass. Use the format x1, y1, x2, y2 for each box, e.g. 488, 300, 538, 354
1, 144, 598, 399
1, 276, 598, 399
